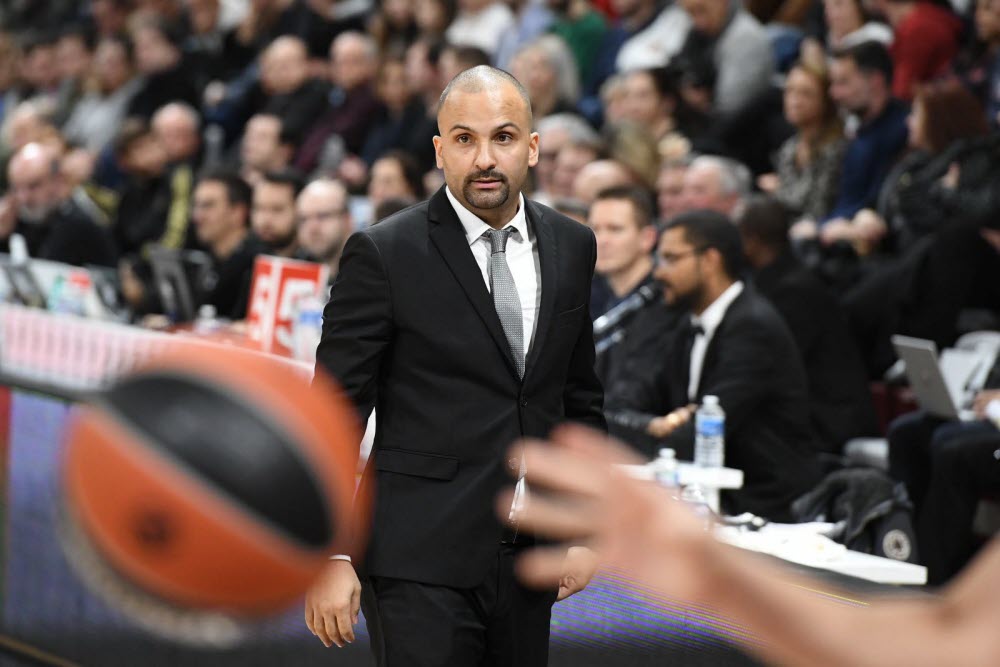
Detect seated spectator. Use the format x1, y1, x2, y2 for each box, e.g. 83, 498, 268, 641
888, 384, 1000, 584
655, 156, 690, 222
552, 140, 604, 200
126, 18, 200, 120
414, 0, 458, 40
548, 0, 608, 87
0, 142, 116, 267
809, 41, 909, 228
252, 169, 305, 258
296, 177, 354, 279
617, 67, 710, 151
189, 168, 265, 319
0, 33, 22, 129
533, 112, 602, 199
239, 113, 297, 187
679, 154, 751, 216
761, 61, 845, 222
113, 120, 194, 257
738, 196, 877, 452
296, 32, 380, 174
445, 0, 516, 58
62, 34, 141, 154
151, 102, 202, 169
368, 0, 419, 54
18, 32, 60, 109
831, 79, 990, 256
361, 53, 432, 166
800, 0, 892, 71
51, 24, 95, 127
368, 151, 425, 220
970, 0, 1000, 126
509, 36, 580, 120
589, 188, 677, 394
437, 43, 492, 85
881, 0, 962, 101
254, 36, 331, 145
403, 37, 447, 173
674, 0, 775, 117
605, 210, 823, 520
572, 158, 637, 204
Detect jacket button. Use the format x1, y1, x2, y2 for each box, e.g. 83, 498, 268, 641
508, 457, 519, 472
520, 398, 528, 407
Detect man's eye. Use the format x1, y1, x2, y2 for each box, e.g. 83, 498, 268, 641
497, 133, 512, 143
457, 135, 470, 143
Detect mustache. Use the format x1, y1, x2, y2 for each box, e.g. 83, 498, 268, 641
465, 170, 507, 183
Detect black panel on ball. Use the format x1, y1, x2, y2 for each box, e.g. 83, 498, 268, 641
103, 373, 333, 549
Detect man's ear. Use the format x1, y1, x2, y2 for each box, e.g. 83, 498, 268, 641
433, 135, 444, 170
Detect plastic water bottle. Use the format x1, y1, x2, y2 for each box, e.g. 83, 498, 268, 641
694, 395, 725, 513
651, 448, 679, 488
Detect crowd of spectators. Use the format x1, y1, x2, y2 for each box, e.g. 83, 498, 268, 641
2, 0, 1000, 585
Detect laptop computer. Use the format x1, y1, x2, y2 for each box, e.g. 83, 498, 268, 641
891, 335, 984, 421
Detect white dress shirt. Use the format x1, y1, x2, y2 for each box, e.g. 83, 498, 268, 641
446, 187, 541, 356
688, 281, 744, 401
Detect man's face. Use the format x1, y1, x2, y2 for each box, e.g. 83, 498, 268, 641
296, 185, 351, 261
551, 144, 597, 198
9, 159, 60, 223
653, 226, 705, 311
681, 0, 728, 35
829, 57, 871, 116
621, 71, 666, 126
976, 0, 1000, 42
368, 158, 414, 208
433, 83, 539, 219
261, 41, 308, 95
589, 198, 653, 277
330, 38, 373, 91
95, 39, 130, 92
252, 181, 298, 249
657, 165, 687, 221
681, 164, 733, 215
241, 116, 283, 170
192, 181, 240, 247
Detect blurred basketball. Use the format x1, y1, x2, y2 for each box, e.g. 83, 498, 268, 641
59, 343, 364, 645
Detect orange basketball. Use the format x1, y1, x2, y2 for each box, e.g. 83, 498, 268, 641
60, 343, 365, 644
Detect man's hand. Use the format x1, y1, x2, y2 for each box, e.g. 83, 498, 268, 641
304, 559, 362, 648
502, 425, 716, 604
973, 389, 1000, 419
557, 546, 598, 601
647, 405, 694, 438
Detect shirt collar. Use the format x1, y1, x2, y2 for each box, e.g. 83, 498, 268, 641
692, 280, 744, 337
445, 186, 529, 247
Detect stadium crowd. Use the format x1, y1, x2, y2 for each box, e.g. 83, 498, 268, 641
2, 0, 999, 587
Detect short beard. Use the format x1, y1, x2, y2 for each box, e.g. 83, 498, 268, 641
462, 170, 510, 210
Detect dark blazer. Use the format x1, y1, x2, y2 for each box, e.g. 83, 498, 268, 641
606, 286, 822, 521
753, 252, 878, 452
315, 187, 606, 588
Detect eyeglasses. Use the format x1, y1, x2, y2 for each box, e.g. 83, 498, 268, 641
656, 248, 703, 268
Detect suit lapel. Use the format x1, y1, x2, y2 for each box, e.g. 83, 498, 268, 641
427, 188, 521, 379
694, 290, 747, 398
524, 200, 556, 380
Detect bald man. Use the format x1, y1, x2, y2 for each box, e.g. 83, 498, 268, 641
295, 178, 353, 278
1, 143, 116, 267
152, 102, 202, 166
306, 66, 606, 666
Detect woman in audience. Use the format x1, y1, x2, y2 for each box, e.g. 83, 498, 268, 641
509, 35, 580, 119
761, 62, 844, 222
800, 0, 892, 69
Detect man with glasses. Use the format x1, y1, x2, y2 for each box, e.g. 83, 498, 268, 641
295, 177, 354, 281
605, 209, 822, 521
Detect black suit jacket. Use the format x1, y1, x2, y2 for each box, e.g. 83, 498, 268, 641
607, 286, 822, 521
315, 187, 606, 588
753, 252, 878, 452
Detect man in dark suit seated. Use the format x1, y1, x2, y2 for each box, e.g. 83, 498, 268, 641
738, 195, 878, 453
606, 210, 823, 521
589, 186, 679, 392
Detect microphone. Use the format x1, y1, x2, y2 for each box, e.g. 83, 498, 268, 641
593, 283, 659, 338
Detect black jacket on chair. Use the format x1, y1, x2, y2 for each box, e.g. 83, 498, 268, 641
315, 187, 606, 588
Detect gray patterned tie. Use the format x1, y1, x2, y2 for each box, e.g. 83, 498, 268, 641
484, 227, 525, 378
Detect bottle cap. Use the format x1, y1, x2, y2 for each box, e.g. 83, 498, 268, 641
658, 448, 676, 460
702, 395, 719, 406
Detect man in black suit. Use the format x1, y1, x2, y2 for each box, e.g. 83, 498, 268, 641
305, 66, 606, 666
606, 210, 822, 520
738, 196, 878, 453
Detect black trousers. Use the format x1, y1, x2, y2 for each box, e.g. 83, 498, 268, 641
888, 412, 1000, 584
360, 545, 558, 667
